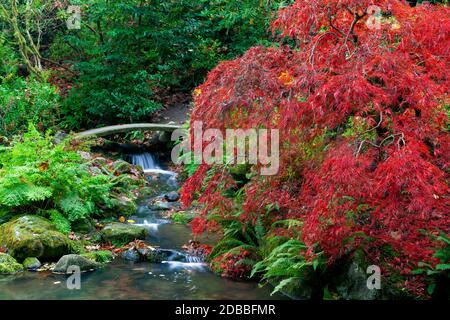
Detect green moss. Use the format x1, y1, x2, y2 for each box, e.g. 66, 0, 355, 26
22, 257, 41, 270
0, 215, 73, 261
81, 250, 114, 264
0, 253, 24, 274
100, 222, 148, 245
172, 211, 196, 224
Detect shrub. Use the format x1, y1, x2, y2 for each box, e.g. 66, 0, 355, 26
182, 0, 450, 297
0, 78, 60, 137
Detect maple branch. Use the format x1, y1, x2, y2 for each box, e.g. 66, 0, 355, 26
355, 131, 406, 156
364, 112, 383, 134
327, 9, 345, 37
343, 7, 367, 58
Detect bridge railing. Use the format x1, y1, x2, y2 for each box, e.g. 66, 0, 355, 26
75, 123, 183, 138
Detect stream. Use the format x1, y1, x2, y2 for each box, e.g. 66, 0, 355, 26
0, 153, 282, 300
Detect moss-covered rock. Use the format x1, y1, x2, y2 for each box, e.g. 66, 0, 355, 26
111, 160, 133, 175
23, 257, 42, 271
171, 211, 196, 224
0, 253, 24, 274
53, 254, 101, 273
0, 215, 73, 262
81, 250, 114, 264
101, 222, 149, 246
116, 196, 137, 216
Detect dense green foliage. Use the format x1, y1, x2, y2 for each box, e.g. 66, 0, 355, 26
52, 0, 287, 127
1, 0, 285, 130
0, 78, 60, 138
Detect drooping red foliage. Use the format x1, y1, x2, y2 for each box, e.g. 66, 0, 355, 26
181, 0, 450, 295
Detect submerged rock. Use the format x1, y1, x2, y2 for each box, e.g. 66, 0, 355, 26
148, 198, 179, 211
101, 222, 149, 245
0, 216, 73, 261
0, 253, 24, 274
118, 245, 166, 263
164, 191, 180, 202
23, 257, 42, 271
121, 248, 141, 262
53, 254, 101, 273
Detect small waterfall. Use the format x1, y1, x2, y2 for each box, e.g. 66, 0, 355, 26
162, 261, 207, 271
139, 219, 160, 232
161, 250, 207, 270
185, 255, 203, 263
128, 152, 161, 171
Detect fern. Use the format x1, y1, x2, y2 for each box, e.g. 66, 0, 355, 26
251, 236, 325, 295
48, 210, 71, 234
0, 125, 143, 230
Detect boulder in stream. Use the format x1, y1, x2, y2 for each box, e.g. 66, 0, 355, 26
164, 191, 180, 202
0, 253, 24, 274
53, 254, 101, 273
101, 222, 149, 245
0, 216, 73, 262
23, 257, 42, 271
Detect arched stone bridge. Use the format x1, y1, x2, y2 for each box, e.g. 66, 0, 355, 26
76, 123, 183, 138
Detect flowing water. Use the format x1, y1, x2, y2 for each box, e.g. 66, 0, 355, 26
0, 153, 283, 300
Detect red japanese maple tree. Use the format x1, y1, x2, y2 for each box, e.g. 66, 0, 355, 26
182, 0, 449, 295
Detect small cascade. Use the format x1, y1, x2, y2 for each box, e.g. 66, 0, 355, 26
162, 261, 207, 271
138, 219, 160, 232
185, 255, 203, 263
128, 152, 161, 171
161, 250, 207, 270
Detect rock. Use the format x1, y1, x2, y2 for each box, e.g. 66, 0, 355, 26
148, 198, 179, 211
164, 191, 180, 202
71, 218, 96, 234
101, 223, 149, 245
78, 151, 92, 160
23, 257, 42, 271
53, 254, 101, 273
121, 248, 141, 262
111, 160, 133, 175
0, 216, 73, 261
0, 253, 24, 274
52, 132, 68, 145
156, 249, 186, 262
116, 196, 137, 216
138, 247, 164, 263
119, 246, 165, 263
145, 250, 164, 263
335, 262, 379, 300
